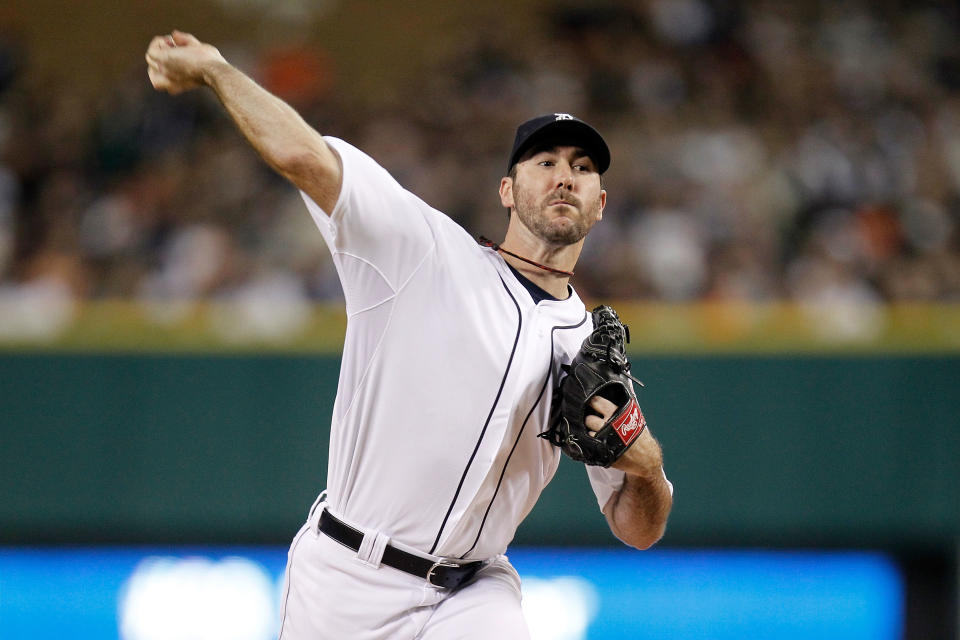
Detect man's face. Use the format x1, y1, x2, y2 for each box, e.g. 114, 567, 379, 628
501, 145, 606, 246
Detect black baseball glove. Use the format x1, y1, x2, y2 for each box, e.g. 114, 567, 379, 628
540, 305, 646, 467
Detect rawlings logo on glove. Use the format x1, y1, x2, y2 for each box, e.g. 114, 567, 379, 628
540, 305, 646, 467
611, 399, 646, 444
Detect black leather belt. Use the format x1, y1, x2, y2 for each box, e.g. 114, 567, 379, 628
318, 509, 482, 590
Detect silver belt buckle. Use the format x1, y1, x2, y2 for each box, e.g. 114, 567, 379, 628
425, 559, 459, 587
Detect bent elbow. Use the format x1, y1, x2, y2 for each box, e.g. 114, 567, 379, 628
272, 142, 341, 209
637, 529, 667, 550
604, 479, 673, 551
612, 506, 672, 551
623, 523, 667, 551
274, 146, 323, 180
268, 132, 336, 182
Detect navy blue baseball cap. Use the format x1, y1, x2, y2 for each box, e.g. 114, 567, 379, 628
507, 113, 610, 174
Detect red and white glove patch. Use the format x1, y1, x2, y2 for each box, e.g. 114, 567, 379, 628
610, 399, 646, 445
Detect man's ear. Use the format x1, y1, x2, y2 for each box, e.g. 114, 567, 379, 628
597, 189, 607, 221
499, 177, 514, 209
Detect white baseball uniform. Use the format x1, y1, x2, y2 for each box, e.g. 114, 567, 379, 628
277, 137, 631, 639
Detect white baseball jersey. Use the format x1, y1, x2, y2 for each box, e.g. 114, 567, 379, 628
299, 137, 625, 561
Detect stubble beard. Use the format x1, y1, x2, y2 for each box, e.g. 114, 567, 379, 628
512, 184, 599, 247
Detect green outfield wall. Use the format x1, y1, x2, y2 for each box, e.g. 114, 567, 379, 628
2, 352, 957, 548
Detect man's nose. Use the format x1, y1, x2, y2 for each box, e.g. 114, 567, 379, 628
555, 164, 575, 189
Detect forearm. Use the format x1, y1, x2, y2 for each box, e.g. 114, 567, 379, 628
202, 61, 339, 203
605, 430, 672, 549
148, 32, 342, 209
606, 468, 672, 549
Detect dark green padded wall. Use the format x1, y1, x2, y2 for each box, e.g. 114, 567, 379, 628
1, 354, 956, 547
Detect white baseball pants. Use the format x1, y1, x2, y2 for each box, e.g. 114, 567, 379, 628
277, 499, 531, 640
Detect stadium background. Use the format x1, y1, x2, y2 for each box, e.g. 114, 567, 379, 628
0, 0, 957, 638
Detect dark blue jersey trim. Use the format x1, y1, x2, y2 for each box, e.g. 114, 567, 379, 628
505, 263, 560, 304
457, 310, 589, 559
429, 275, 522, 555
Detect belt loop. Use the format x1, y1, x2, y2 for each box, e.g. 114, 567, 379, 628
356, 530, 390, 568
308, 490, 328, 534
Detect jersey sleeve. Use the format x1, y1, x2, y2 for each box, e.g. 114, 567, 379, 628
585, 465, 674, 512
299, 137, 438, 314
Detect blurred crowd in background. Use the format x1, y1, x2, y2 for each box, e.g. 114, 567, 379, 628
1, 0, 959, 337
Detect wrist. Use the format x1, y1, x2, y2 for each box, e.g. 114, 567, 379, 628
612, 432, 662, 476
201, 58, 233, 88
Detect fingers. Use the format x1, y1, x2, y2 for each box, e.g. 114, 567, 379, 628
145, 30, 223, 94
146, 32, 193, 94
147, 67, 170, 92
171, 30, 200, 46
145, 41, 171, 92
146, 31, 191, 63
145, 47, 162, 69
585, 414, 604, 434
146, 36, 166, 60
585, 395, 618, 435
588, 395, 617, 418
146, 36, 174, 71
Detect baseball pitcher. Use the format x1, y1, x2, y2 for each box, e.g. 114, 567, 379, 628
146, 30, 672, 640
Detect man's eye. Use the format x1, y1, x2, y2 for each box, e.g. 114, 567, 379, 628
539, 160, 554, 167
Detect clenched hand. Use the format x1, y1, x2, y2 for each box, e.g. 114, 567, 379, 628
145, 30, 227, 94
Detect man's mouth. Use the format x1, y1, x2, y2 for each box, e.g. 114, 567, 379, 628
548, 196, 578, 208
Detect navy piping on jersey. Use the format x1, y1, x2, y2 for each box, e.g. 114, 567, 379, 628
429, 275, 522, 555
505, 262, 560, 304
456, 311, 589, 559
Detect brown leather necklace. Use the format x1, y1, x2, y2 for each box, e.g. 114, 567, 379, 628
478, 236, 575, 277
